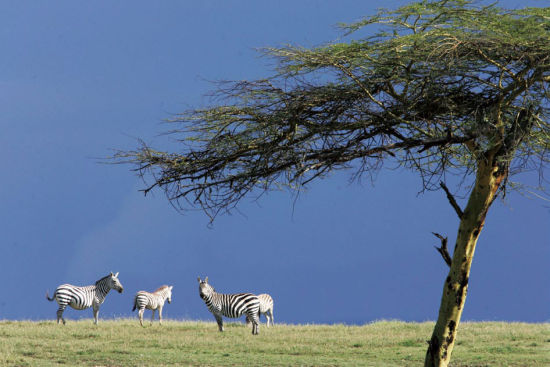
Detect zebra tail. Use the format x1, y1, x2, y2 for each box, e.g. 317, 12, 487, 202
45, 291, 55, 302
132, 296, 137, 312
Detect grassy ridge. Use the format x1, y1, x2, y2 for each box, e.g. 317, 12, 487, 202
0, 320, 548, 366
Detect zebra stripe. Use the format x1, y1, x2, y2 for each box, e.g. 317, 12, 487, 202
132, 285, 173, 327
198, 276, 260, 335
247, 293, 274, 327
46, 272, 124, 325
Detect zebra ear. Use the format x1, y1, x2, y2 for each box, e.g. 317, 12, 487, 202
197, 277, 201, 283
205, 276, 208, 283
114, 272, 119, 278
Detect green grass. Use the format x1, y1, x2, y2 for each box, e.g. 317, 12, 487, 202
0, 320, 548, 366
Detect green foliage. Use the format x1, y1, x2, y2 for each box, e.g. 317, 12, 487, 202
114, 0, 549, 218
0, 320, 548, 366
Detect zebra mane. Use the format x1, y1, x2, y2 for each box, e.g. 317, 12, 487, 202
154, 285, 169, 293
95, 274, 112, 286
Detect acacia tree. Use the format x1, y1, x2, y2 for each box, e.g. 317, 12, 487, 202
115, 1, 549, 366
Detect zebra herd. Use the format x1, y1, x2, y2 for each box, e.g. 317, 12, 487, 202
46, 272, 274, 335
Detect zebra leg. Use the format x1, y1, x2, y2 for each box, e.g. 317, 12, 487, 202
138, 307, 145, 327
245, 314, 251, 326
56, 305, 67, 325
264, 309, 274, 327
214, 314, 224, 332
150, 309, 155, 325
252, 318, 259, 335
248, 311, 260, 335
158, 306, 163, 325
93, 304, 100, 325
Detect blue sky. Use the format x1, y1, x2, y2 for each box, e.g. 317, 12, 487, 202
1, 0, 548, 325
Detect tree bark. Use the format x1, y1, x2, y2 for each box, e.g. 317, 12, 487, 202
425, 151, 507, 367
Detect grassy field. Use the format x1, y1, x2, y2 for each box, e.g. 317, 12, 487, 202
0, 319, 548, 366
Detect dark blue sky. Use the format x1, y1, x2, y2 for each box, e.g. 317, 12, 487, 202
1, 0, 548, 325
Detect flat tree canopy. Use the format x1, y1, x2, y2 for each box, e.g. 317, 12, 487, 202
115, 1, 549, 366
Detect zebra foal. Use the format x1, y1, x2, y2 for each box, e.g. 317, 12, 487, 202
198, 276, 260, 335
46, 272, 124, 325
246, 293, 274, 327
132, 285, 173, 326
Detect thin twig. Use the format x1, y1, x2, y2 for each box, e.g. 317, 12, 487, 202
432, 232, 452, 267
440, 181, 463, 219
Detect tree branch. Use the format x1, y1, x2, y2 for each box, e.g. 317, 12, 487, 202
439, 181, 463, 219
432, 232, 452, 267
112, 1, 550, 222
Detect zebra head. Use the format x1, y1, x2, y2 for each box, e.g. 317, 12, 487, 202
198, 276, 213, 300
109, 272, 124, 293
167, 285, 173, 304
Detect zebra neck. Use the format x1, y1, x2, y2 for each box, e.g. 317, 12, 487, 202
95, 281, 111, 298
154, 290, 168, 301
203, 292, 220, 308
203, 292, 214, 303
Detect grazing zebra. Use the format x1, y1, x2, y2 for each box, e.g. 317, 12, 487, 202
246, 293, 274, 327
46, 272, 124, 325
132, 285, 173, 327
198, 276, 260, 335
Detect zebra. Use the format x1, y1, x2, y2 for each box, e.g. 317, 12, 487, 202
246, 293, 274, 327
132, 285, 173, 327
198, 276, 260, 335
46, 272, 124, 325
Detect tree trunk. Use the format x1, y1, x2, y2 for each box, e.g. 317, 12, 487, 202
425, 151, 507, 367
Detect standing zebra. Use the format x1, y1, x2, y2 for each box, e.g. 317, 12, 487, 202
198, 276, 260, 335
132, 285, 173, 327
46, 272, 124, 325
246, 293, 274, 327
